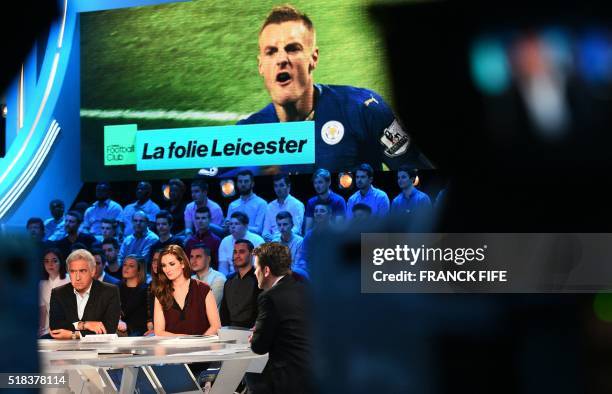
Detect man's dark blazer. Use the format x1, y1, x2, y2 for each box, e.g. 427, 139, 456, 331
250, 274, 312, 394
49, 279, 121, 336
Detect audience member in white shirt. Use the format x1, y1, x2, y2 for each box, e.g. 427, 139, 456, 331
218, 212, 264, 275
262, 174, 305, 241
39, 248, 70, 337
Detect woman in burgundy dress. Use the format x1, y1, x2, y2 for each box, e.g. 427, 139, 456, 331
153, 244, 221, 336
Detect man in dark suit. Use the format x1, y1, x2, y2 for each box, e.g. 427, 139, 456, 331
49, 249, 120, 339
250, 243, 312, 394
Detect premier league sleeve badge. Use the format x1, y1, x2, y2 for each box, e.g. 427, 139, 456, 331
380, 119, 410, 157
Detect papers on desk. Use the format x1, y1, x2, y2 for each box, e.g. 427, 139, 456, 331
80, 334, 119, 343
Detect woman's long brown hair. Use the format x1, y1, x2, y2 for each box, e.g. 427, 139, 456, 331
153, 244, 192, 310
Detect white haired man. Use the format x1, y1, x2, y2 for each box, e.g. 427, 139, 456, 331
48, 249, 120, 339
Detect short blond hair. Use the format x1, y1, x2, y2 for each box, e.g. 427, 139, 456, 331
260, 4, 314, 35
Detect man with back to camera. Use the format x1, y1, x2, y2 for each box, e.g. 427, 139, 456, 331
48, 249, 120, 339
250, 242, 311, 394
346, 163, 390, 219
237, 4, 431, 174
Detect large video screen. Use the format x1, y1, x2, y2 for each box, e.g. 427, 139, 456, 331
80, 0, 432, 182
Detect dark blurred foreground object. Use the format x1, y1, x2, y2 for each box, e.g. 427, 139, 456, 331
0, 1, 58, 386
371, 0, 612, 232
0, 235, 40, 380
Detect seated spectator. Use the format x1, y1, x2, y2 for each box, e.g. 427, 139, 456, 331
44, 199, 66, 242
72, 201, 89, 217
220, 240, 262, 328
102, 238, 122, 280
27, 217, 51, 254
298, 201, 333, 271
391, 166, 432, 216
149, 210, 183, 260
49, 249, 121, 339
54, 211, 97, 259
100, 219, 120, 245
82, 182, 123, 237
153, 245, 221, 336
226, 170, 267, 235
27, 217, 44, 240
262, 173, 305, 241
218, 212, 264, 276
118, 210, 159, 264
117, 255, 148, 336
144, 249, 163, 335
184, 206, 221, 269
189, 244, 226, 308
351, 203, 372, 223
304, 168, 347, 232
162, 178, 188, 234
271, 211, 305, 273
346, 163, 390, 219
184, 180, 224, 235
92, 248, 120, 286
121, 181, 160, 237
39, 248, 70, 337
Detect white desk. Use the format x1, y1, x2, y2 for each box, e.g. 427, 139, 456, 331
39, 336, 267, 393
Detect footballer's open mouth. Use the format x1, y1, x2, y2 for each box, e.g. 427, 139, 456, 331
276, 72, 292, 85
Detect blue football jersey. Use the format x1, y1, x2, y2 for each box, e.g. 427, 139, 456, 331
235, 84, 430, 174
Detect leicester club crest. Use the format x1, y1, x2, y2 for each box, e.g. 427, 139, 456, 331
321, 120, 345, 145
